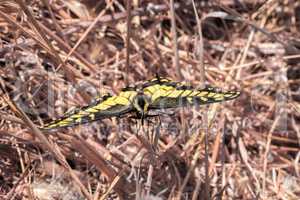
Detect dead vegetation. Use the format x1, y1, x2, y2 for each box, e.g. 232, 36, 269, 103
0, 0, 300, 199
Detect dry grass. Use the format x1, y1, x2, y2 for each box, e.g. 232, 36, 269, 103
1, 0, 300, 200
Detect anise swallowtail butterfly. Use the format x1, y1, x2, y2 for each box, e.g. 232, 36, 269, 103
41, 77, 240, 130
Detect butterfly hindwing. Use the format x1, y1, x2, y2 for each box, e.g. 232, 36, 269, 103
142, 77, 180, 96
42, 90, 137, 130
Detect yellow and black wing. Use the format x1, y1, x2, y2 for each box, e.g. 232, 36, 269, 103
143, 77, 240, 109
41, 90, 137, 130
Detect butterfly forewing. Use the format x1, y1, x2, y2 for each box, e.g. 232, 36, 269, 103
143, 79, 240, 109
42, 91, 137, 130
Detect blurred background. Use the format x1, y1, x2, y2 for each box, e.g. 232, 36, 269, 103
0, 0, 299, 199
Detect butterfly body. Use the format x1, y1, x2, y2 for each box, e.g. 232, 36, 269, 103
41, 77, 240, 130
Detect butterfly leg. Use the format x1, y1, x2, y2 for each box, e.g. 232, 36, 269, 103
151, 116, 162, 153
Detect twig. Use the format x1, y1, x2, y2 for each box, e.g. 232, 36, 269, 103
125, 0, 132, 85
169, 0, 182, 80
192, 0, 205, 87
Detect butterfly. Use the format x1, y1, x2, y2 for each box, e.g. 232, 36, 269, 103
41, 76, 240, 130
